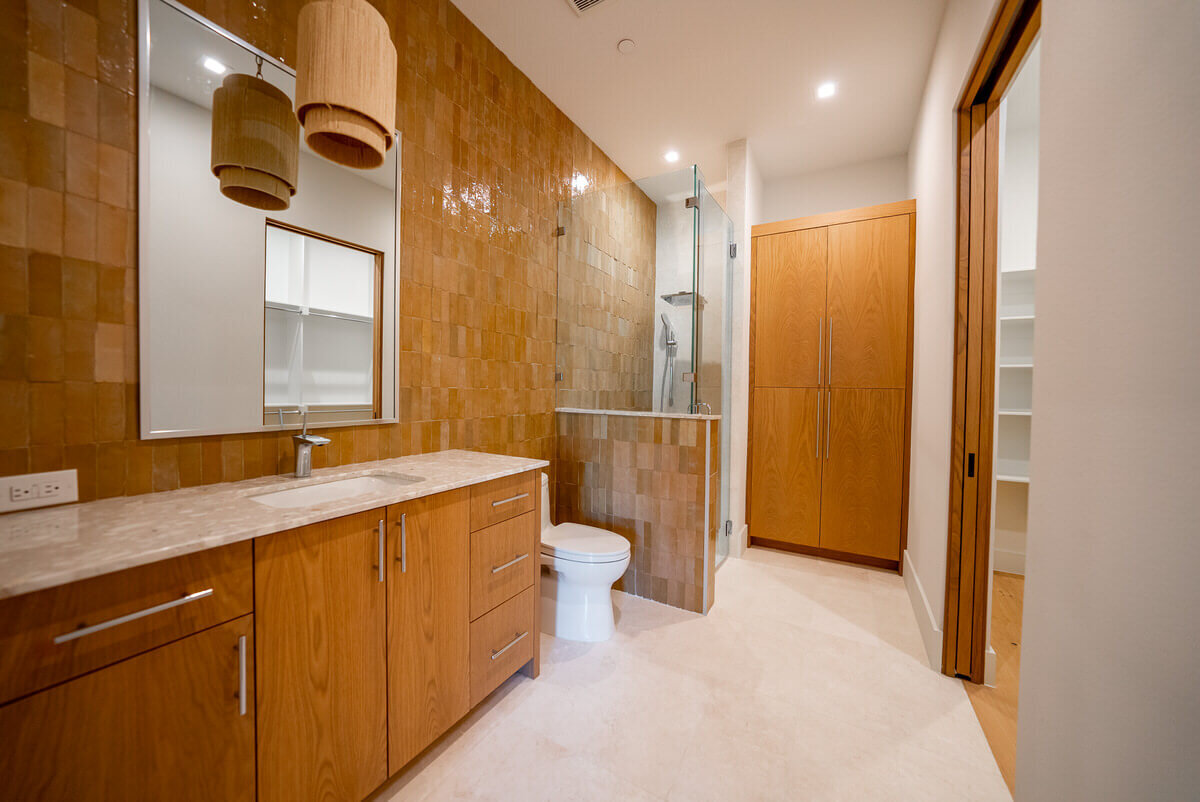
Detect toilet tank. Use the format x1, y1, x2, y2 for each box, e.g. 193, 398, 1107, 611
540, 472, 550, 531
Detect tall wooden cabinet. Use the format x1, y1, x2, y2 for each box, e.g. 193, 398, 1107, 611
749, 201, 914, 569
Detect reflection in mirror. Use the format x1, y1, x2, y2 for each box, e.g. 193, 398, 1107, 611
138, 0, 399, 439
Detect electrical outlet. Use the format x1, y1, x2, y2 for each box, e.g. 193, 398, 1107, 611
0, 470, 79, 513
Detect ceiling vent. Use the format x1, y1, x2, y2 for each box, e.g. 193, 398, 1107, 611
564, 0, 609, 14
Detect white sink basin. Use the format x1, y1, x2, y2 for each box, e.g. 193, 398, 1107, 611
250, 473, 424, 509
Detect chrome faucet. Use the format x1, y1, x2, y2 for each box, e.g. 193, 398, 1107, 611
292, 410, 330, 478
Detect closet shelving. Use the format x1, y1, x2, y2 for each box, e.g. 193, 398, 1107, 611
995, 266, 1035, 487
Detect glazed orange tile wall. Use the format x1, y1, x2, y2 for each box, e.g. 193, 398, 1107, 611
555, 411, 718, 613
0, 0, 655, 501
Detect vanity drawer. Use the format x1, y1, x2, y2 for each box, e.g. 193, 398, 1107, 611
469, 471, 536, 532
469, 511, 536, 621
0, 541, 253, 705
469, 586, 535, 706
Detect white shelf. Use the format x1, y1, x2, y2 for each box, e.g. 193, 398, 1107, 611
996, 459, 1030, 484
1000, 312, 1035, 321
1001, 265, 1037, 274
999, 408, 1032, 416
998, 358, 1034, 368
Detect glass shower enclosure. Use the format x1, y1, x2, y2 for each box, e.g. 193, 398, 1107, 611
556, 165, 736, 566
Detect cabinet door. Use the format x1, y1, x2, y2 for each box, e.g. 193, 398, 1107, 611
388, 489, 470, 774
826, 215, 910, 388
753, 227, 828, 388
0, 615, 255, 801
749, 388, 823, 547
819, 389, 905, 561
255, 512, 388, 802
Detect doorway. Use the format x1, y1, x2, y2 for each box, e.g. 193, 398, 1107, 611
941, 0, 1040, 790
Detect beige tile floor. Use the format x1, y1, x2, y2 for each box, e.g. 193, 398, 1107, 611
374, 547, 1011, 801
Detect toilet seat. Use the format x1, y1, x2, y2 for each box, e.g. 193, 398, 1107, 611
541, 523, 631, 564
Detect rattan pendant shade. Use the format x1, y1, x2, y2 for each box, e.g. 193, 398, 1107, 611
210, 74, 300, 211
295, 0, 397, 169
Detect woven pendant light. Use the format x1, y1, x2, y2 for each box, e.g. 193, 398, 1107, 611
210, 72, 300, 211
295, 0, 397, 169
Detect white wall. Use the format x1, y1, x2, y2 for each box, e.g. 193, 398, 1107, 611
724, 139, 763, 556
759, 154, 909, 225
902, 0, 999, 670
651, 197, 695, 414
1016, 0, 1200, 798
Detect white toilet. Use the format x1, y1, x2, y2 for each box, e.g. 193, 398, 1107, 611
539, 473, 632, 642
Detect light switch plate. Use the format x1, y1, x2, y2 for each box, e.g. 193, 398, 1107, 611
0, 469, 79, 513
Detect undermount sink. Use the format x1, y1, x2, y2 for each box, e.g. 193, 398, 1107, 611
250, 473, 424, 509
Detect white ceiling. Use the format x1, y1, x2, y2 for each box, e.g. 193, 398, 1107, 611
452, 0, 948, 186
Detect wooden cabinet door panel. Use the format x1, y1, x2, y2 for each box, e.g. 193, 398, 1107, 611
827, 215, 910, 388
819, 389, 904, 561
749, 388, 823, 547
753, 228, 828, 388
0, 615, 255, 802
387, 489, 470, 774
255, 511, 388, 802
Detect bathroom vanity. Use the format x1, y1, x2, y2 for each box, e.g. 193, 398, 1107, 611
0, 450, 545, 801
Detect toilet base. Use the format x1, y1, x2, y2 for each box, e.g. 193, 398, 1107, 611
540, 567, 621, 642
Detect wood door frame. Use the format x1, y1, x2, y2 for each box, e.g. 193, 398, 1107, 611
747, 200, 916, 573
941, 0, 1041, 683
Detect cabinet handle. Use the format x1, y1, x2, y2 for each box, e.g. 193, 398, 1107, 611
236, 634, 247, 716
825, 390, 832, 460
53, 588, 214, 644
399, 513, 407, 573
377, 519, 385, 583
816, 317, 823, 386
491, 553, 529, 574
827, 319, 834, 386
491, 493, 529, 508
490, 630, 529, 661
815, 387, 821, 459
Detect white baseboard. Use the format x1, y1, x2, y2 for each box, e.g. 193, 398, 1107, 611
903, 550, 943, 671
984, 644, 997, 685
993, 547, 1026, 575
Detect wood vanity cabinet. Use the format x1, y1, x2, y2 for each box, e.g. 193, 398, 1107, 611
386, 488, 471, 774
254, 510, 389, 802
0, 615, 256, 801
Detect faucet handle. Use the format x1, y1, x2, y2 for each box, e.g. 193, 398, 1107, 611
293, 432, 331, 446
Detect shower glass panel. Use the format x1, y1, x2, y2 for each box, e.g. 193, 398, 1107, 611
554, 164, 735, 564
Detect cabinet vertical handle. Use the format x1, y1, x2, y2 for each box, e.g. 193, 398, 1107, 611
827, 319, 834, 386
815, 387, 821, 459
816, 317, 823, 386
237, 634, 247, 716
400, 513, 408, 574
825, 390, 832, 460
377, 519, 385, 583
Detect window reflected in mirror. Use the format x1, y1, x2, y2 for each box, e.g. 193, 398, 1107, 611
264, 223, 383, 426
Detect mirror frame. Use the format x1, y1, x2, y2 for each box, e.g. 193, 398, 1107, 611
136, 0, 402, 439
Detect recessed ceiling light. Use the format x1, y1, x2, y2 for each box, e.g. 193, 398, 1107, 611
817, 81, 836, 100
617, 38, 636, 55
203, 56, 227, 75
664, 150, 680, 163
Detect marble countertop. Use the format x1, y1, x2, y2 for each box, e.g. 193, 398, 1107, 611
555, 407, 721, 421
0, 450, 548, 601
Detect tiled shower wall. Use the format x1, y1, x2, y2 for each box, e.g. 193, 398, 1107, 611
555, 411, 718, 613
555, 183, 657, 411
0, 0, 656, 500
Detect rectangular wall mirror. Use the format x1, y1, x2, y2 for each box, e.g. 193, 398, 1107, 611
138, 0, 400, 439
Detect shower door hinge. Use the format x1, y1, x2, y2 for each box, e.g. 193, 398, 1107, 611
729, 243, 737, 259
555, 225, 566, 237
554, 370, 564, 381
725, 520, 732, 536
684, 196, 699, 209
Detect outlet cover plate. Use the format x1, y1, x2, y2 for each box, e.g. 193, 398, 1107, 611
0, 469, 79, 513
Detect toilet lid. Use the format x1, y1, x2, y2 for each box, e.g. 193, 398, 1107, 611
541, 523, 631, 564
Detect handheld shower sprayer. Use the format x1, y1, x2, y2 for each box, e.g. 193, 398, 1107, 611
660, 312, 678, 411
660, 312, 678, 349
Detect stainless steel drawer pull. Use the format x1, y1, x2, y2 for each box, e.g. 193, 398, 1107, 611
53, 588, 214, 645
491, 553, 529, 574
377, 519, 385, 583
237, 634, 247, 716
491, 493, 529, 508
490, 630, 529, 661
399, 512, 408, 574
